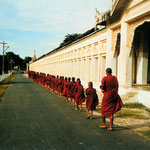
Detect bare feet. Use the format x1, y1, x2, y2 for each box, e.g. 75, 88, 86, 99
99, 125, 107, 129
108, 127, 113, 131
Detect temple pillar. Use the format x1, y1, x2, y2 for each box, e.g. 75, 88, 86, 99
91, 56, 94, 82
119, 22, 129, 87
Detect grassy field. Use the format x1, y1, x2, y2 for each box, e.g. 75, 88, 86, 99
0, 73, 15, 101
115, 108, 149, 119
123, 103, 146, 108
139, 130, 150, 139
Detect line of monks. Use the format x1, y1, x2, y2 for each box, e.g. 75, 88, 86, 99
28, 71, 99, 120
28, 68, 123, 131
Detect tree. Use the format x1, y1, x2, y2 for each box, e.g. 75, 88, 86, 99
59, 33, 81, 47
4, 52, 23, 70
22, 56, 32, 69
23, 56, 32, 64
0, 51, 32, 73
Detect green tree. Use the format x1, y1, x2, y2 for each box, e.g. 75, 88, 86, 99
0, 52, 32, 73
59, 33, 81, 47
22, 56, 32, 69
23, 56, 32, 64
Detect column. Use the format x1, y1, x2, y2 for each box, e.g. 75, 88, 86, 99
94, 56, 98, 82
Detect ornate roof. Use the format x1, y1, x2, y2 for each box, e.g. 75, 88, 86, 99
95, 0, 121, 26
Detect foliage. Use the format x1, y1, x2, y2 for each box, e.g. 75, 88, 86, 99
23, 56, 32, 64
0, 52, 32, 74
145, 108, 150, 115
0, 73, 15, 102
139, 130, 150, 139
115, 108, 148, 119
59, 33, 81, 47
123, 103, 146, 108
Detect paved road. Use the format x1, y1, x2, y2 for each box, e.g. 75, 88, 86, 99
0, 73, 150, 150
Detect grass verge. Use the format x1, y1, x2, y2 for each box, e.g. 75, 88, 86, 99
145, 108, 150, 115
139, 129, 150, 139
0, 73, 15, 101
115, 108, 148, 119
123, 103, 146, 108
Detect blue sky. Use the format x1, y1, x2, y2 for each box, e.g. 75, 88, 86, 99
0, 0, 111, 59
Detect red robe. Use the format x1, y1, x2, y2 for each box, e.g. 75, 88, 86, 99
60, 79, 64, 93
55, 78, 59, 91
67, 81, 76, 99
51, 77, 55, 90
67, 81, 72, 98
58, 79, 62, 93
100, 74, 123, 117
62, 81, 69, 96
86, 87, 99, 111
75, 83, 85, 105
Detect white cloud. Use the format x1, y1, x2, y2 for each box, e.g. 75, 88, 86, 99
0, 0, 111, 33
0, 0, 112, 58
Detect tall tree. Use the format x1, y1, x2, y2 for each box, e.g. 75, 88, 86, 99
0, 52, 32, 73
59, 33, 81, 47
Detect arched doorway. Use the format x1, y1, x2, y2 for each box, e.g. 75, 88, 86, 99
132, 22, 150, 84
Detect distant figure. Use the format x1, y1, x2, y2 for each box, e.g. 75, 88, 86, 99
100, 68, 123, 131
62, 77, 69, 101
68, 77, 76, 105
75, 78, 85, 111
55, 75, 59, 92
85, 82, 99, 119
66, 77, 71, 102
51, 76, 55, 92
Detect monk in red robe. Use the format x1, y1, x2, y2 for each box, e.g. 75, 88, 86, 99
62, 77, 69, 101
67, 77, 72, 102
60, 76, 64, 95
100, 68, 123, 131
86, 82, 98, 119
54, 75, 59, 93
51, 76, 55, 92
58, 76, 62, 95
68, 77, 76, 104
75, 78, 85, 111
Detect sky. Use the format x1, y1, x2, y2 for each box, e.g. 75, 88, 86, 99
0, 0, 111, 59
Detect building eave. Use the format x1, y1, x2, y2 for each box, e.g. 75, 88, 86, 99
110, 0, 120, 16
31, 26, 106, 64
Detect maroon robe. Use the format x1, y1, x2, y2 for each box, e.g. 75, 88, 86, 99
67, 81, 76, 99
67, 81, 72, 98
55, 78, 59, 91
58, 79, 62, 93
75, 83, 85, 105
62, 81, 69, 96
51, 77, 55, 90
86, 87, 99, 111
60, 79, 64, 93
100, 74, 123, 117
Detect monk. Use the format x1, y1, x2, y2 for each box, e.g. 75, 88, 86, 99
75, 78, 85, 111
68, 77, 76, 105
100, 68, 123, 131
86, 82, 98, 119
60, 76, 64, 95
54, 75, 59, 93
62, 77, 69, 101
51, 76, 55, 92
58, 76, 62, 95
67, 77, 71, 102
